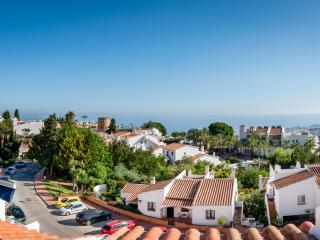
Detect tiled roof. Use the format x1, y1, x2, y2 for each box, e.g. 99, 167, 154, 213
162, 143, 185, 151
0, 221, 63, 240
141, 179, 173, 193
113, 131, 131, 137
87, 221, 316, 240
121, 183, 149, 203
162, 179, 201, 206
270, 169, 315, 189
121, 183, 148, 194
307, 165, 320, 186
255, 127, 268, 134
190, 153, 206, 161
193, 178, 235, 206
269, 127, 282, 135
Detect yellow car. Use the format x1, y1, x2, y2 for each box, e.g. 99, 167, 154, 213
56, 196, 81, 209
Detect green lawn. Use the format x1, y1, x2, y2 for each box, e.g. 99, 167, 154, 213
44, 180, 75, 198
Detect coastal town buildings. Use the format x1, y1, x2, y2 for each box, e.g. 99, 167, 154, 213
121, 168, 240, 226
264, 162, 320, 224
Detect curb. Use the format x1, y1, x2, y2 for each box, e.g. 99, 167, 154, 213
33, 168, 56, 207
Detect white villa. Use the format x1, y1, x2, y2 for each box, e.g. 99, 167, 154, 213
263, 162, 320, 224
161, 143, 221, 165
121, 169, 240, 226
13, 120, 44, 136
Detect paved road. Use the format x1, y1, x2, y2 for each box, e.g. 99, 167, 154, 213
11, 162, 107, 238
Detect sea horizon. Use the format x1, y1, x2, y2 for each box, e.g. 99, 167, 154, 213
14, 112, 320, 134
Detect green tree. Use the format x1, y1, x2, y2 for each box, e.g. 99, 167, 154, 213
208, 122, 234, 138
194, 161, 207, 175
14, 109, 20, 121
65, 111, 76, 123
28, 114, 59, 176
2, 110, 11, 120
186, 128, 202, 146
141, 121, 167, 136
237, 167, 268, 189
212, 164, 231, 178
269, 148, 293, 167
107, 118, 117, 134
239, 189, 267, 225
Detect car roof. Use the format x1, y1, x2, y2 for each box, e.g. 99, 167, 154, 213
70, 201, 84, 206
106, 220, 128, 226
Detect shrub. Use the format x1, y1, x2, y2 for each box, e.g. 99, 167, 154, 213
114, 203, 142, 214
218, 216, 227, 226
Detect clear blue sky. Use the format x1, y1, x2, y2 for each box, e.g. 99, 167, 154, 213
1, 0, 320, 117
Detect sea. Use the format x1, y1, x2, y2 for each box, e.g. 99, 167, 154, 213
19, 112, 320, 134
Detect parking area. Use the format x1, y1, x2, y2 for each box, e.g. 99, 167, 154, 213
9, 162, 157, 238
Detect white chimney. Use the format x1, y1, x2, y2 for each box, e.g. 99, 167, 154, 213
205, 165, 210, 175
275, 164, 281, 172
296, 161, 301, 169
150, 176, 156, 185
200, 146, 205, 152
230, 168, 236, 178
187, 169, 192, 177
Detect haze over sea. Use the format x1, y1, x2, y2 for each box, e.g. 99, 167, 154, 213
20, 112, 320, 134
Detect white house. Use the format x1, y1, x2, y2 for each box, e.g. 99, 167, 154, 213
13, 121, 44, 136
162, 143, 220, 165
265, 163, 320, 224
106, 128, 165, 151
121, 169, 240, 226
284, 131, 319, 147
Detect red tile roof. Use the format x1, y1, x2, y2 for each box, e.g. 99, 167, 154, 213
190, 153, 206, 161
162, 179, 201, 206
141, 179, 173, 193
270, 170, 315, 189
121, 183, 149, 203
307, 165, 320, 186
269, 127, 282, 135
193, 178, 235, 206
162, 143, 185, 151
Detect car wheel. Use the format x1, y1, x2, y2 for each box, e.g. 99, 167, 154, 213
65, 212, 70, 216
86, 220, 91, 226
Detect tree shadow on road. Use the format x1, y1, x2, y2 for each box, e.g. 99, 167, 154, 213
57, 219, 80, 226
84, 230, 102, 235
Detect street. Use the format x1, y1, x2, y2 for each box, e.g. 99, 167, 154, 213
11, 162, 110, 238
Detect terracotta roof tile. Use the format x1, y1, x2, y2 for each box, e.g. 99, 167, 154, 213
307, 165, 320, 186
113, 131, 131, 137
162, 179, 201, 207
193, 178, 235, 206
121, 183, 149, 203
141, 179, 173, 193
270, 170, 314, 189
269, 127, 282, 135
162, 143, 185, 151
190, 153, 206, 161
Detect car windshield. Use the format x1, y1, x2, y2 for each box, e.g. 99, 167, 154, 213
102, 225, 111, 231
64, 205, 73, 209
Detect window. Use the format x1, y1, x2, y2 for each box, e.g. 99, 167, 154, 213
147, 202, 156, 211
297, 195, 306, 205
171, 152, 174, 156
181, 208, 189, 212
206, 210, 215, 220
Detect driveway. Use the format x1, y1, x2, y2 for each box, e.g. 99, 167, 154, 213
10, 162, 155, 238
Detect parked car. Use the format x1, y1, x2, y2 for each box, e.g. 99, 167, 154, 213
76, 209, 111, 226
6, 205, 26, 223
56, 196, 81, 209
59, 202, 87, 216
0, 175, 11, 181
4, 167, 16, 176
101, 220, 137, 235
16, 161, 27, 169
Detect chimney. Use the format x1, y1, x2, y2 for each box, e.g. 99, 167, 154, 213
296, 161, 301, 169
187, 169, 192, 177
205, 165, 210, 175
150, 176, 156, 185
200, 146, 205, 152
230, 168, 236, 178
275, 164, 281, 172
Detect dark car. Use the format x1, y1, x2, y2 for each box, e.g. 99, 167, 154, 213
4, 167, 15, 176
16, 161, 27, 169
0, 175, 11, 181
6, 205, 26, 223
76, 209, 111, 225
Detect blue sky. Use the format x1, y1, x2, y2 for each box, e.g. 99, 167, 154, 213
1, 0, 320, 118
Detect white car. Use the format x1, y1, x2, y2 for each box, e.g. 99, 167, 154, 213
59, 202, 87, 216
